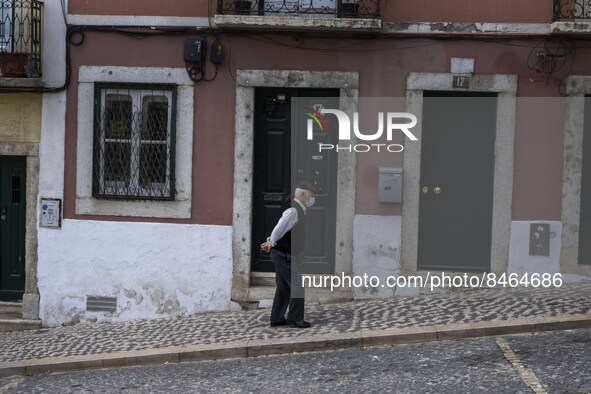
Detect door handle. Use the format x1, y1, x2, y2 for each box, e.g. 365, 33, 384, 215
433, 186, 442, 195
1, 205, 6, 221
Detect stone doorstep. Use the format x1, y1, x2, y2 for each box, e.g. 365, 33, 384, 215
0, 318, 42, 333
0, 301, 22, 315
0, 313, 590, 378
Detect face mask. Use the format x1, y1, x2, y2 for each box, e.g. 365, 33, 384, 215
306, 196, 316, 208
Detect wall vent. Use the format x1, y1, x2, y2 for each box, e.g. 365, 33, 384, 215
86, 296, 117, 312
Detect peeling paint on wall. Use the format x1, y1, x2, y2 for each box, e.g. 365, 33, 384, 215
37, 220, 233, 326
352, 215, 402, 299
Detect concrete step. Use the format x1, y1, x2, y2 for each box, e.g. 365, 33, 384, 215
250, 272, 275, 287
0, 301, 22, 315
247, 286, 275, 301
0, 315, 41, 332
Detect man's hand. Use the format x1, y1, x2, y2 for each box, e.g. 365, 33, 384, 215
260, 241, 272, 254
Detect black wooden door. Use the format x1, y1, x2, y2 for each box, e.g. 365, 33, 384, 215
417, 92, 497, 271
579, 97, 591, 265
0, 156, 26, 301
251, 88, 339, 274
292, 90, 339, 274
252, 88, 293, 272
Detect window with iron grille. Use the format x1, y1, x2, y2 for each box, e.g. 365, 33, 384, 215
92, 84, 176, 200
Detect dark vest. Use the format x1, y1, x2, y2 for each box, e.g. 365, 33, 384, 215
275, 200, 307, 255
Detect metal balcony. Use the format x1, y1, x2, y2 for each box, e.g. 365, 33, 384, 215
553, 0, 591, 21
0, 0, 42, 78
216, 0, 380, 18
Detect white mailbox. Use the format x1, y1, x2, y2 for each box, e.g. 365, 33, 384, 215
378, 167, 403, 203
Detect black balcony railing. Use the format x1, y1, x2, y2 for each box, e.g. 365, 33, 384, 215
553, 0, 591, 20
217, 0, 380, 18
0, 0, 42, 78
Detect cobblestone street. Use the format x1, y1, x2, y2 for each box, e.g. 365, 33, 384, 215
2, 328, 589, 393
0, 282, 589, 364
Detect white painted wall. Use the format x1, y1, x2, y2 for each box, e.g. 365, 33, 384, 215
42, 0, 67, 88
352, 215, 401, 299
39, 91, 66, 199
508, 221, 562, 276
32, 0, 68, 320
38, 220, 236, 326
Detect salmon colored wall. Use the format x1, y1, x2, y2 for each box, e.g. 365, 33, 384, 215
68, 0, 209, 17
512, 99, 565, 221
69, 0, 552, 23
65, 32, 586, 225
382, 0, 553, 23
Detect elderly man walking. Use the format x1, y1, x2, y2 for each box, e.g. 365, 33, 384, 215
260, 181, 317, 328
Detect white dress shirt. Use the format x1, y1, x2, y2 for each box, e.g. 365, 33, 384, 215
267, 198, 307, 247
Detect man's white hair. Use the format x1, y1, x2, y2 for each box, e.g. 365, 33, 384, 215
295, 187, 312, 198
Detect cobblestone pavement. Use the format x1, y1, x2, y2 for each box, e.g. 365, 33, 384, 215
0, 282, 589, 364
3, 328, 590, 393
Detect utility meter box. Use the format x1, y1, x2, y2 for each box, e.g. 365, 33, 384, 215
378, 167, 403, 203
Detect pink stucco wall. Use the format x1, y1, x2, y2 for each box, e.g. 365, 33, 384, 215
69, 0, 554, 24
65, 32, 579, 225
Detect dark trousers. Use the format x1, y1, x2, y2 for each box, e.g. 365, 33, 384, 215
270, 248, 305, 323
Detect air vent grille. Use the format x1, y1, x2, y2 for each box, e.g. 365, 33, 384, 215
86, 296, 117, 312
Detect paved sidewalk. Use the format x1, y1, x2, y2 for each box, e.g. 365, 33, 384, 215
0, 282, 590, 376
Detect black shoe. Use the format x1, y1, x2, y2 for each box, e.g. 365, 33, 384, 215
287, 320, 311, 328
270, 320, 287, 327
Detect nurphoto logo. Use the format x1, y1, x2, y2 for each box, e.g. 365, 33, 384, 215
306, 107, 419, 153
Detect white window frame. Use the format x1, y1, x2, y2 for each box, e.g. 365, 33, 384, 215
76, 66, 194, 219
96, 86, 174, 199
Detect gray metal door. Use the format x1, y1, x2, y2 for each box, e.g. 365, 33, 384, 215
417, 92, 497, 271
579, 97, 591, 265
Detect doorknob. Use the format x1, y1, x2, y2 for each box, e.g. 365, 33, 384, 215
433, 186, 442, 195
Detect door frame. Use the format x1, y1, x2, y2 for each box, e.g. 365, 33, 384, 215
560, 76, 591, 276
402, 73, 517, 275
0, 142, 39, 317
231, 70, 358, 303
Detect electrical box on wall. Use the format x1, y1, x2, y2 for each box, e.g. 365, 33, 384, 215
184, 39, 205, 63
378, 167, 402, 203
209, 38, 223, 64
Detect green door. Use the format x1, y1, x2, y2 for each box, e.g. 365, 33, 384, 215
251, 87, 293, 273
251, 88, 339, 274
417, 92, 497, 271
0, 156, 26, 301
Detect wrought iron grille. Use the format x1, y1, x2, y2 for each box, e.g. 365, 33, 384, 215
93, 84, 177, 200
553, 0, 591, 20
0, 0, 42, 77
217, 0, 380, 18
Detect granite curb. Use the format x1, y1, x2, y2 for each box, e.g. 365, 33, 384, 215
1, 313, 590, 378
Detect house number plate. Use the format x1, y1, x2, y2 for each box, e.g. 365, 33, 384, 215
452, 75, 470, 89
